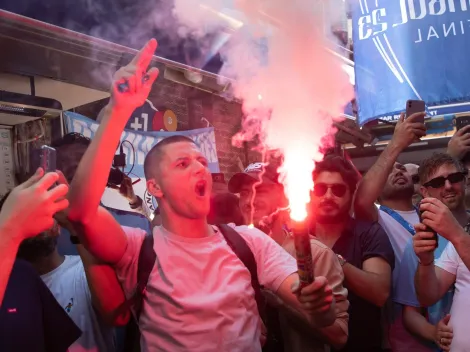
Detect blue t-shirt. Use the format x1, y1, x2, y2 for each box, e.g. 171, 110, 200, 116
394, 236, 454, 351
0, 260, 82, 351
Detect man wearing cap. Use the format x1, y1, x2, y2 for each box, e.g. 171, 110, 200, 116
229, 163, 349, 352
404, 163, 422, 206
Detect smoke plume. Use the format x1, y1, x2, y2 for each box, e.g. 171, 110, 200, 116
172, 0, 353, 220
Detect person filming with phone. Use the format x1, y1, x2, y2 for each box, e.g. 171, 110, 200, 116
354, 102, 427, 351
394, 154, 465, 351
0, 169, 82, 351
414, 154, 470, 351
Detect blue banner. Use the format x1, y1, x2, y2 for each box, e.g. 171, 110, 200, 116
64, 112, 220, 212
352, 0, 470, 125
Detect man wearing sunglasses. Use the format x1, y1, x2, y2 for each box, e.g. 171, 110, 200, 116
447, 124, 470, 209
310, 155, 395, 352
394, 153, 464, 351
413, 153, 470, 351
228, 161, 349, 352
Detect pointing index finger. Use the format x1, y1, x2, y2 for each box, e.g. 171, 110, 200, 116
131, 39, 158, 72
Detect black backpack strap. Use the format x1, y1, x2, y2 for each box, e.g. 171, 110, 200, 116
133, 232, 156, 319
122, 232, 156, 352
218, 224, 266, 321
218, 224, 284, 352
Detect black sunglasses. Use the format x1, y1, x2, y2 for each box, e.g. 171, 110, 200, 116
313, 183, 348, 197
423, 172, 466, 188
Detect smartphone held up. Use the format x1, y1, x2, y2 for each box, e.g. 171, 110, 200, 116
30, 146, 58, 188
418, 201, 438, 249
405, 100, 426, 122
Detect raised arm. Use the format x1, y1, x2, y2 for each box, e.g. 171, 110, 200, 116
447, 124, 470, 160
76, 244, 130, 326
67, 39, 159, 264
55, 172, 130, 327
354, 112, 426, 221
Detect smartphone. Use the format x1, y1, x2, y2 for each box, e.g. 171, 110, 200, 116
455, 115, 470, 131
418, 202, 438, 248
31, 145, 57, 174
406, 100, 426, 122
107, 167, 125, 188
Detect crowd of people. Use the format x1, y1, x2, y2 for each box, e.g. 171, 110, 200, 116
1, 38, 470, 352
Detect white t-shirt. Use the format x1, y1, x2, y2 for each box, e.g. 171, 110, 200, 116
115, 224, 297, 352
41, 255, 115, 352
435, 243, 470, 352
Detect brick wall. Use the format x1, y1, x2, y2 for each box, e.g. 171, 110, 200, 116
74, 77, 262, 182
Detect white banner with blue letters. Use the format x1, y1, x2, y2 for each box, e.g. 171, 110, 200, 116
352, 0, 470, 125
64, 112, 220, 213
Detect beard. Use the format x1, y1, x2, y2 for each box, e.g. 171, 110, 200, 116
315, 201, 351, 225
17, 232, 58, 262
382, 183, 414, 200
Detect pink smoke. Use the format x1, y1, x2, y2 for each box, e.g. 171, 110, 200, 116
173, 0, 353, 221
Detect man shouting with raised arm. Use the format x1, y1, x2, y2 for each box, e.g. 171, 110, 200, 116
67, 39, 337, 351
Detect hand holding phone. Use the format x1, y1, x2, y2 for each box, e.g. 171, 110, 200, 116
455, 115, 470, 132
390, 100, 427, 150
406, 100, 426, 122
418, 202, 438, 248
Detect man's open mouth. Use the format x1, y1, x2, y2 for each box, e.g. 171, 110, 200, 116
195, 180, 207, 197
394, 176, 407, 184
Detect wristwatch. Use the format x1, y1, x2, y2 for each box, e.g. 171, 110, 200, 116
337, 254, 347, 267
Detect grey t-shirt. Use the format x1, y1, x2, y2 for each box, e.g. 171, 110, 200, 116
115, 224, 297, 352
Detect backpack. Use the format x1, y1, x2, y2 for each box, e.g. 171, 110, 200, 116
122, 224, 284, 352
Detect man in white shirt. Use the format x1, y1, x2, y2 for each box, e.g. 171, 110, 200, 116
353, 112, 428, 351
414, 154, 470, 352
67, 39, 337, 352
14, 195, 121, 352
